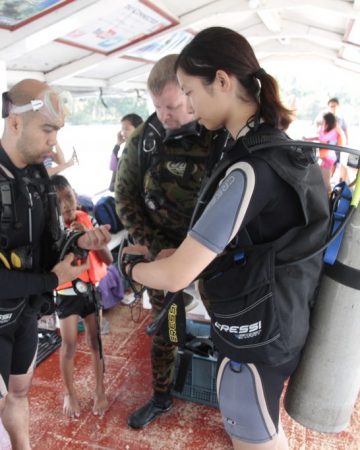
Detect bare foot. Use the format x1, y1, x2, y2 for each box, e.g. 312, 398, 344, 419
63, 393, 80, 418
93, 391, 109, 417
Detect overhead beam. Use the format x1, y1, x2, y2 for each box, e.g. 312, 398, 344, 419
256, 10, 282, 33
6, 70, 45, 85
251, 0, 360, 19
45, 54, 105, 84
5, 69, 108, 89
255, 39, 338, 60
54, 77, 107, 89
244, 19, 357, 51
108, 64, 152, 88
335, 57, 360, 72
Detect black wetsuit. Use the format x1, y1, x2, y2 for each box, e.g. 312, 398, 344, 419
0, 144, 59, 395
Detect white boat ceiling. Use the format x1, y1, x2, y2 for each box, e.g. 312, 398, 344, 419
0, 0, 359, 96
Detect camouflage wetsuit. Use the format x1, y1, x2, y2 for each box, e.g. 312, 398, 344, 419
115, 117, 218, 395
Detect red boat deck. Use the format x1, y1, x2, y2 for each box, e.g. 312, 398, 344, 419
1, 302, 359, 449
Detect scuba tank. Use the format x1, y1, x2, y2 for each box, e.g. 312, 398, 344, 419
284, 166, 360, 432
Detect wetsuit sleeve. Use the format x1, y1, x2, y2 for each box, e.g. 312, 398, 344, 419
189, 162, 255, 254
114, 126, 155, 248
0, 269, 58, 300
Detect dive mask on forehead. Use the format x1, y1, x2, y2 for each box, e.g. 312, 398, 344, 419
1, 89, 73, 125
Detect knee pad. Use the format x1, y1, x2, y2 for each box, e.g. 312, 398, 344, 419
217, 357, 276, 444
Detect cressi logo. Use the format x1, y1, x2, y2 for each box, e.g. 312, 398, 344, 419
214, 320, 262, 340
213, 174, 236, 202
0, 313, 13, 324
168, 303, 178, 343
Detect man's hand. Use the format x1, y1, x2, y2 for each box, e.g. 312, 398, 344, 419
51, 253, 89, 286
77, 224, 111, 250
122, 244, 150, 259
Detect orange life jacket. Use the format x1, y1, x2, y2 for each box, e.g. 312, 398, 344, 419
56, 210, 107, 290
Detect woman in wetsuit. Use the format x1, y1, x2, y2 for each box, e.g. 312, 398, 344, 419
121, 27, 329, 450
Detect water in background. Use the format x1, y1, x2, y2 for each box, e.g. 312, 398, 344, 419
57, 121, 360, 199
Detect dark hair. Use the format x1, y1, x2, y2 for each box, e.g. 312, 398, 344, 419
175, 27, 293, 130
328, 97, 339, 105
121, 113, 143, 128
323, 112, 337, 132
51, 174, 71, 191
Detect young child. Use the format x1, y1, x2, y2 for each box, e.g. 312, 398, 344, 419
306, 112, 345, 192
109, 113, 143, 191
51, 174, 113, 418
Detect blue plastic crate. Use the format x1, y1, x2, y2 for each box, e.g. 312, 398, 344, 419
173, 352, 218, 407
172, 321, 218, 407
186, 319, 211, 337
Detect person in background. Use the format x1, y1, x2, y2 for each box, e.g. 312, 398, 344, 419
109, 113, 143, 191
326, 97, 348, 144
115, 54, 226, 429
0, 79, 111, 450
44, 142, 77, 176
52, 174, 113, 418
121, 27, 329, 449
306, 112, 345, 192
315, 97, 349, 181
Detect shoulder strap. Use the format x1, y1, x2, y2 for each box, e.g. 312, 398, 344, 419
190, 126, 359, 229
190, 127, 360, 266
0, 163, 16, 244
138, 112, 164, 193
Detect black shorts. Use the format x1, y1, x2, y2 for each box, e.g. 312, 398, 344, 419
55, 294, 97, 319
0, 299, 38, 395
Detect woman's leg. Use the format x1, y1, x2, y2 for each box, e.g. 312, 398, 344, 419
59, 315, 80, 418
232, 420, 289, 450
321, 166, 332, 193
217, 358, 298, 450
84, 313, 108, 416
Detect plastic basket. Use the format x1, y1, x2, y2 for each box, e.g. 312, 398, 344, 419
173, 352, 218, 407
186, 319, 211, 337
172, 320, 218, 407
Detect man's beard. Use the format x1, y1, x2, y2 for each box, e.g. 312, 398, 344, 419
17, 139, 43, 165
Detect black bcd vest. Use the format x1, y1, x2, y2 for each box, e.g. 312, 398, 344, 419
195, 125, 330, 366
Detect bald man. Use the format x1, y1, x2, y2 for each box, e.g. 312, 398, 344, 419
0, 79, 111, 449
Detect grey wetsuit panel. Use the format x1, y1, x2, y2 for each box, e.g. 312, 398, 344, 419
217, 358, 276, 443
189, 163, 255, 253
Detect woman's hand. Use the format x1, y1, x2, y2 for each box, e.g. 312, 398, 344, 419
121, 244, 150, 279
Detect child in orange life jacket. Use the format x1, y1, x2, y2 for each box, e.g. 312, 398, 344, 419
51, 175, 113, 418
